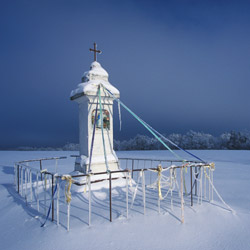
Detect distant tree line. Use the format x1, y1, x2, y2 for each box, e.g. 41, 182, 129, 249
114, 130, 250, 151
17, 143, 80, 151
16, 130, 250, 151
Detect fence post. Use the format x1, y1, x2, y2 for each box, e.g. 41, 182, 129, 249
199, 167, 203, 205
209, 168, 211, 201
55, 159, 58, 173
40, 160, 43, 181
67, 202, 70, 231
44, 173, 47, 216
190, 166, 193, 206
88, 175, 91, 226
126, 171, 129, 219
158, 168, 161, 214
57, 177, 60, 226
14, 164, 16, 189
204, 167, 206, 199
170, 168, 173, 210
150, 160, 152, 185
109, 172, 112, 222
30, 170, 33, 205
36, 172, 39, 212
211, 170, 214, 201
21, 167, 23, 196
17, 165, 20, 194
195, 166, 197, 196
25, 168, 27, 204
52, 174, 54, 221
180, 167, 184, 223
201, 167, 203, 204
132, 160, 134, 178
142, 170, 146, 215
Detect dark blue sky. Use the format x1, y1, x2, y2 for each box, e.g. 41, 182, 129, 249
1, 0, 250, 148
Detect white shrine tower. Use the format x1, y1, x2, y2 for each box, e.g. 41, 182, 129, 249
70, 43, 120, 173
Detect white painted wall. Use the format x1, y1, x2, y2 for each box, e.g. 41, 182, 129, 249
71, 62, 120, 173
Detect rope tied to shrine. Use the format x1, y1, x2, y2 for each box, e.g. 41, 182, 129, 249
100, 84, 206, 164
182, 162, 190, 195
203, 162, 215, 179
61, 175, 74, 204
100, 84, 185, 162
128, 170, 132, 187
157, 165, 163, 200
84, 174, 94, 193
148, 165, 172, 200
118, 101, 122, 131
210, 162, 215, 170
41, 177, 58, 227
88, 90, 99, 173
98, 85, 109, 172
40, 169, 48, 191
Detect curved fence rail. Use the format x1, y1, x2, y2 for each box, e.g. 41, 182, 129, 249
14, 156, 218, 231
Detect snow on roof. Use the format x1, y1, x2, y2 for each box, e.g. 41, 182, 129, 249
82, 61, 109, 82
70, 61, 120, 100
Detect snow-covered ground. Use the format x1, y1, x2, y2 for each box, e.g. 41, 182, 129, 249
0, 150, 249, 250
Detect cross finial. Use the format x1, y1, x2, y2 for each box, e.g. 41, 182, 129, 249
89, 42, 102, 61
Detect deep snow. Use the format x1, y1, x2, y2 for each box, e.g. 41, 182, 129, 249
0, 150, 249, 250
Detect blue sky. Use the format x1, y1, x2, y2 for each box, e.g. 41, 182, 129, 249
1, 0, 250, 148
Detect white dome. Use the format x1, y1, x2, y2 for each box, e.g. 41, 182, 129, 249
82, 61, 109, 83
70, 61, 120, 99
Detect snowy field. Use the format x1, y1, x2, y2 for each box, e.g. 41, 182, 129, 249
0, 150, 250, 250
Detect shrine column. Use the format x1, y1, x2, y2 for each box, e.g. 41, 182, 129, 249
70, 44, 120, 173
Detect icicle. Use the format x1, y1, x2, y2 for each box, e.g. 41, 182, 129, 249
118, 101, 122, 131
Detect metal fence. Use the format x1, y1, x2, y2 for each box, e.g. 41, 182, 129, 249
14, 156, 215, 231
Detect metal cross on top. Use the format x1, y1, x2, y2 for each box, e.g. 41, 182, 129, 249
89, 42, 102, 61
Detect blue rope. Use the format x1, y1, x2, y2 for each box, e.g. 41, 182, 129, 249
102, 85, 205, 163
88, 97, 99, 172
41, 180, 58, 227
143, 122, 205, 163
102, 85, 185, 162
98, 87, 110, 172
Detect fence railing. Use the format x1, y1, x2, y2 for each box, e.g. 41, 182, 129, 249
14, 156, 216, 231
14, 157, 66, 222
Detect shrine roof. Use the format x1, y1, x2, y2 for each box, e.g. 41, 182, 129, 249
70, 61, 120, 100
